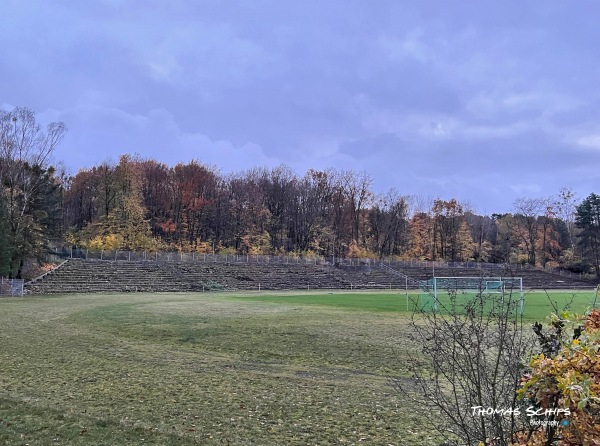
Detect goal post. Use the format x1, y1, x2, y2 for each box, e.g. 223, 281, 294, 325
0, 278, 24, 297
418, 276, 524, 315
484, 280, 504, 293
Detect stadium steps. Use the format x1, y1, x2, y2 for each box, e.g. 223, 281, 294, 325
383, 265, 594, 290
25, 259, 406, 294
27, 259, 591, 294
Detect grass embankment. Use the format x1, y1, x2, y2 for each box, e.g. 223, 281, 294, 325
0, 289, 595, 445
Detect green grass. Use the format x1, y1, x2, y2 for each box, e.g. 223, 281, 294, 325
229, 289, 599, 320
0, 289, 596, 445
228, 290, 416, 312
519, 289, 599, 319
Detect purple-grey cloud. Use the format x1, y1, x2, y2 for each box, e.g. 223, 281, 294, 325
2, 0, 600, 213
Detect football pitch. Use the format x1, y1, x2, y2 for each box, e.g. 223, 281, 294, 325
0, 290, 597, 445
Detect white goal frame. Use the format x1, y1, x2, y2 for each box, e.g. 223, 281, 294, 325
0, 277, 24, 297
419, 276, 524, 314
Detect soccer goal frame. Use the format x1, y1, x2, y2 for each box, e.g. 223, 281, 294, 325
418, 276, 524, 315
0, 277, 24, 297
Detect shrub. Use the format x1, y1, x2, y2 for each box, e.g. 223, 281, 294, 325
512, 310, 600, 445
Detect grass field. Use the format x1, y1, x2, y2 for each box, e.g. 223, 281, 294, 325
229, 289, 599, 320
0, 289, 597, 445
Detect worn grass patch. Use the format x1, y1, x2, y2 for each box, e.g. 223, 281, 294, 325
2, 289, 590, 445
0, 292, 439, 446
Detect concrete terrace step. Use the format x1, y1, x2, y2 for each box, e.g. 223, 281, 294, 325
25, 259, 595, 294
26, 259, 375, 294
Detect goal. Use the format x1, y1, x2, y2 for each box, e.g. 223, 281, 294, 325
418, 276, 524, 314
0, 277, 24, 297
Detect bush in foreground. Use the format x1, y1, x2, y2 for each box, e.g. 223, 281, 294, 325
512, 309, 600, 445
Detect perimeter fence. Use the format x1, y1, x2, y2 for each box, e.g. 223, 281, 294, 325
44, 247, 587, 280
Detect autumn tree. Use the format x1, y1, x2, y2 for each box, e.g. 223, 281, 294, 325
555, 187, 577, 253
340, 170, 373, 249
431, 198, 473, 261
536, 205, 562, 268
0, 194, 13, 276
327, 170, 349, 258
490, 213, 518, 263
289, 169, 334, 253
513, 310, 600, 445
466, 212, 496, 262
96, 162, 118, 219
368, 189, 409, 258
57, 150, 590, 266
63, 168, 99, 231
513, 197, 550, 266
408, 211, 434, 259
258, 165, 296, 252
139, 159, 171, 239
111, 155, 158, 250
73, 155, 158, 251
168, 161, 217, 249
220, 169, 270, 254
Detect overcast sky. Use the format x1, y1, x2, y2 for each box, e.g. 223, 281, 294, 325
2, 0, 600, 213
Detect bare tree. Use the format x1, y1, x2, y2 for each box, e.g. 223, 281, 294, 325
395, 285, 535, 445
340, 169, 373, 247
513, 197, 549, 266
0, 106, 67, 276
555, 187, 577, 253
290, 169, 334, 253
368, 188, 409, 258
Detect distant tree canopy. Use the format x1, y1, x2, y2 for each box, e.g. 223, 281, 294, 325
2, 105, 600, 277
62, 155, 597, 276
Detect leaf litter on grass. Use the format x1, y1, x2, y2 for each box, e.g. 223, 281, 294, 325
0, 292, 442, 445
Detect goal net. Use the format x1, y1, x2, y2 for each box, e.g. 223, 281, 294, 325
418, 276, 524, 314
0, 278, 24, 297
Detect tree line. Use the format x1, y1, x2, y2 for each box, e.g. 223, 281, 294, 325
2, 107, 600, 279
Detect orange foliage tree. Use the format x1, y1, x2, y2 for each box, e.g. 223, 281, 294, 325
512, 309, 600, 445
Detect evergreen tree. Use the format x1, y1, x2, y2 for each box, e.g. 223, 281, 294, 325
0, 194, 14, 276
575, 192, 600, 277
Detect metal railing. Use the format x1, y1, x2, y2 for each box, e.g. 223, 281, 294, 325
45, 248, 589, 280
58, 249, 327, 265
